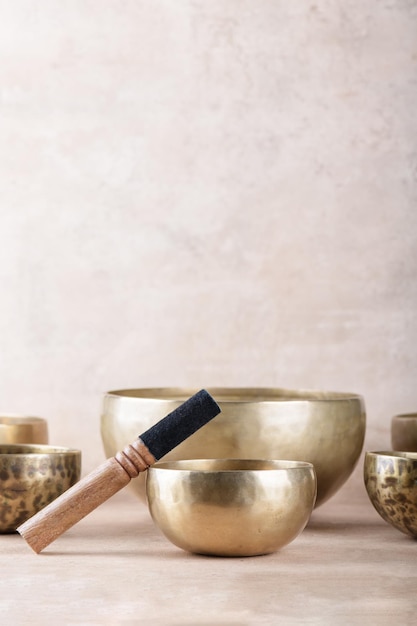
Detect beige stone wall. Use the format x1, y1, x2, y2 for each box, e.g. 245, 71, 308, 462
1, 2, 416, 498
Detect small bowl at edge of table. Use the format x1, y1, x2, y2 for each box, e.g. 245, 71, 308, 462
0, 443, 81, 533
364, 450, 417, 538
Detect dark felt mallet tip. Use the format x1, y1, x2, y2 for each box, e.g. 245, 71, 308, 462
17, 389, 221, 553
139, 389, 221, 460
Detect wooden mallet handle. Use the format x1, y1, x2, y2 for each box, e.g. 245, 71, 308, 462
18, 390, 220, 553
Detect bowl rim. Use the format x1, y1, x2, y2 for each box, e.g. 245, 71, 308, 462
365, 450, 417, 461
0, 443, 81, 456
104, 387, 364, 404
148, 458, 316, 473
0, 415, 47, 425
392, 413, 417, 420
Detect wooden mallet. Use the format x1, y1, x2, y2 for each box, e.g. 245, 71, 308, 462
18, 389, 221, 553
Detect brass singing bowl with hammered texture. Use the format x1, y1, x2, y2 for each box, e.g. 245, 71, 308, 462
364, 451, 417, 537
147, 459, 317, 557
0, 444, 81, 533
101, 387, 366, 507
391, 414, 417, 452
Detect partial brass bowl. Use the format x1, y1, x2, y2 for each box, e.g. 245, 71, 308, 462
0, 444, 81, 533
364, 451, 417, 537
101, 387, 365, 507
0, 415, 48, 445
391, 414, 417, 452
146, 459, 317, 557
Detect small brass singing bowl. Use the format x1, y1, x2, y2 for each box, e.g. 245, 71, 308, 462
0, 444, 81, 533
0, 415, 48, 445
364, 451, 417, 538
101, 387, 365, 508
391, 414, 417, 452
146, 459, 317, 557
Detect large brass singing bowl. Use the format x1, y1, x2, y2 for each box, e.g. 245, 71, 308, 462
147, 459, 317, 557
364, 451, 417, 538
101, 387, 366, 507
0, 444, 81, 533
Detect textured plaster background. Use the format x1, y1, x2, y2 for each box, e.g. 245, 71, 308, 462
0, 2, 416, 493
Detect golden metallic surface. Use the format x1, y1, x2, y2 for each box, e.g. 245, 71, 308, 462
146, 459, 317, 557
0, 415, 48, 445
364, 451, 417, 538
101, 387, 365, 507
391, 413, 417, 452
0, 444, 81, 533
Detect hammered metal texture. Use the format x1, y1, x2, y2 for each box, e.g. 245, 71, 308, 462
0, 444, 81, 533
147, 459, 317, 556
364, 451, 417, 537
101, 387, 366, 507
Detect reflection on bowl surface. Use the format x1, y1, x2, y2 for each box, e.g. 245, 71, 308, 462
146, 458, 317, 556
0, 444, 81, 532
101, 387, 366, 507
364, 451, 417, 537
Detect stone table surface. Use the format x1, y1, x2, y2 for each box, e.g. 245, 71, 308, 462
1, 490, 416, 625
